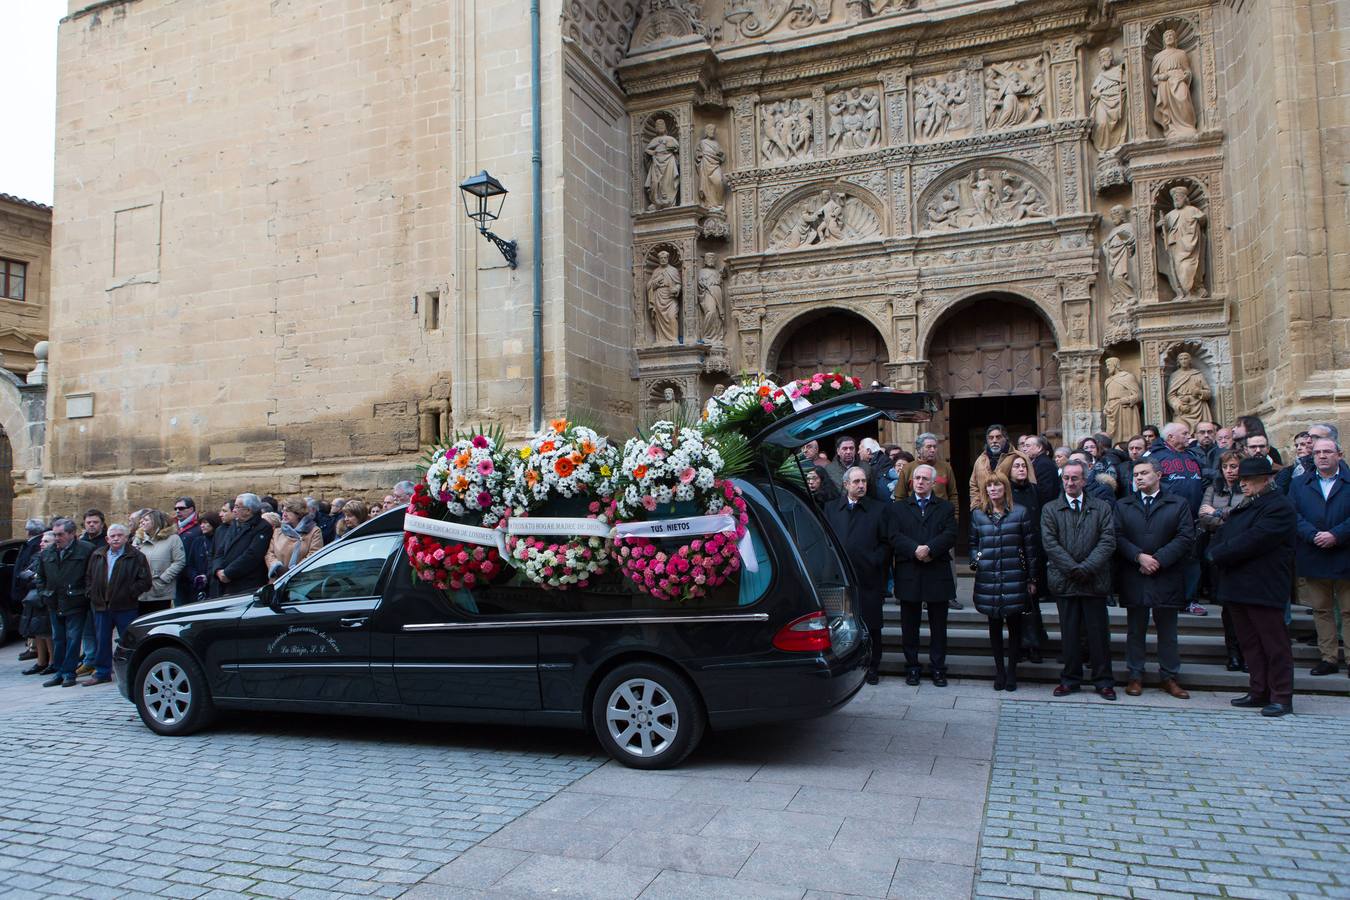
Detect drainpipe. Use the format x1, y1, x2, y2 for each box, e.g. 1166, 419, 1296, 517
530, 0, 544, 432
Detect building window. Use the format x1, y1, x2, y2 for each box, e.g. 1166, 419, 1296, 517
0, 259, 25, 301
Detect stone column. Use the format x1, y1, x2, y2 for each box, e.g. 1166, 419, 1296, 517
731, 94, 758, 171
1057, 350, 1103, 444
1139, 338, 1167, 427
1045, 36, 1084, 120
966, 57, 987, 135
810, 85, 828, 156
881, 68, 911, 146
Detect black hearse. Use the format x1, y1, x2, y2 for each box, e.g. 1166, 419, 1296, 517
116, 391, 936, 768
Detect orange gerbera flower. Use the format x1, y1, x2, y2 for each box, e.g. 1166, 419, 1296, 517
633, 465, 649, 480
554, 456, 575, 477
539, 440, 556, 453
757, 385, 771, 397
525, 469, 540, 487
550, 418, 569, 433
453, 451, 472, 469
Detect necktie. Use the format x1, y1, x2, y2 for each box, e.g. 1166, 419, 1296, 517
1144, 496, 1153, 509
1072, 499, 1080, 513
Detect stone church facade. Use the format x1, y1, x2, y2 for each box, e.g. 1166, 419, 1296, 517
31, 0, 1346, 521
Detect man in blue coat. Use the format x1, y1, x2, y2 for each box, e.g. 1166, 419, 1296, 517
1291, 437, 1350, 676
1150, 423, 1208, 614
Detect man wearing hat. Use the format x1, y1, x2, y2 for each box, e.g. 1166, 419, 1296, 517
1207, 456, 1298, 716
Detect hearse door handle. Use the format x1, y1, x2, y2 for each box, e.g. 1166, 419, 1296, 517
339, 616, 368, 629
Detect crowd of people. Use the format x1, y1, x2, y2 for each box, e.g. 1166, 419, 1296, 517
806, 415, 1347, 717
10, 482, 416, 688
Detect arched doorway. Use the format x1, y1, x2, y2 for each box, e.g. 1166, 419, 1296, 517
773, 310, 887, 386
926, 295, 1060, 517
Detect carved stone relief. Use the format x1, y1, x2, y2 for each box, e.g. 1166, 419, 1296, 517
724, 0, 834, 40
827, 87, 881, 154
912, 71, 972, 141
1155, 184, 1207, 300
1165, 350, 1213, 433
1089, 47, 1128, 153
760, 98, 815, 164
922, 168, 1048, 232
561, 1, 635, 82
984, 58, 1045, 131
767, 189, 882, 250
631, 0, 715, 50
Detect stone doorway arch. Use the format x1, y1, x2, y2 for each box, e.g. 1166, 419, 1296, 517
770, 309, 888, 387
926, 295, 1061, 516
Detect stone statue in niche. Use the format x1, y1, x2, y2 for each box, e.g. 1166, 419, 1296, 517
827, 87, 881, 153
1101, 204, 1136, 304
658, 387, 683, 422
1102, 357, 1143, 445
644, 119, 680, 211
646, 250, 682, 343
1151, 30, 1199, 139
695, 125, 726, 209
759, 99, 814, 164
913, 73, 970, 141
768, 190, 882, 250
1157, 185, 1207, 299
984, 60, 1044, 130
1089, 47, 1128, 153
923, 169, 1048, 231
697, 253, 726, 343
1166, 352, 1213, 433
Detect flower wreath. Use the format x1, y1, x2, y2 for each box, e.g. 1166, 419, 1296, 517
784, 371, 864, 407
700, 376, 787, 434
404, 429, 511, 591
610, 422, 749, 603
503, 419, 619, 590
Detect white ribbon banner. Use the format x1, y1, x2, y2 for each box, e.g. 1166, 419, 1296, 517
782, 380, 812, 412
506, 517, 614, 539
612, 514, 759, 573
403, 514, 506, 554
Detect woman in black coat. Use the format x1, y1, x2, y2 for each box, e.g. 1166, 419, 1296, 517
970, 472, 1041, 691
998, 451, 1048, 663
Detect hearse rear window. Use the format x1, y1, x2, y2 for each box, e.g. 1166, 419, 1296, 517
441, 518, 773, 617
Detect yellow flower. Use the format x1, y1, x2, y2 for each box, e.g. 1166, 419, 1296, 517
599, 464, 612, 477
518, 447, 532, 459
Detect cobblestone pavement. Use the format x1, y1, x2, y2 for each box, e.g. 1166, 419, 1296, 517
977, 701, 1350, 900
0, 654, 603, 900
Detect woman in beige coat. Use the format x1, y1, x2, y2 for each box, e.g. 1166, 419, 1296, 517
136, 509, 186, 613
266, 499, 324, 581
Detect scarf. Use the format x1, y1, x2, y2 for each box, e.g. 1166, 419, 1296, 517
985, 445, 1005, 470
281, 522, 305, 568
177, 512, 198, 533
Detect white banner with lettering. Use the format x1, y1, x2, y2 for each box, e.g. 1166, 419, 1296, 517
403, 514, 507, 554
781, 380, 812, 412
505, 517, 614, 539
613, 514, 758, 573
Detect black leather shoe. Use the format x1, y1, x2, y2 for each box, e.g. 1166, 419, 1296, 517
39, 665, 57, 676
905, 670, 921, 686
17, 649, 36, 661
1226, 655, 1243, 672
21, 665, 45, 676
1310, 660, 1339, 676
1230, 694, 1266, 708
1027, 650, 1043, 664
865, 671, 880, 685
992, 673, 1006, 691
1261, 702, 1293, 717
1096, 686, 1117, 701
41, 675, 64, 688
930, 672, 948, 687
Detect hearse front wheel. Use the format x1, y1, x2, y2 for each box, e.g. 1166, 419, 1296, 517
591, 662, 705, 770
134, 647, 216, 736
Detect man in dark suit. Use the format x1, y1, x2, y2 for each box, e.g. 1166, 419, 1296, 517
1115, 458, 1195, 699
891, 464, 959, 686
824, 466, 896, 684
209, 493, 272, 597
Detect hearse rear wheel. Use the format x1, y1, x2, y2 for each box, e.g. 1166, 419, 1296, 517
591, 662, 704, 770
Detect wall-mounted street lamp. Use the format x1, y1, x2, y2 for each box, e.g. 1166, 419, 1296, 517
459, 170, 518, 269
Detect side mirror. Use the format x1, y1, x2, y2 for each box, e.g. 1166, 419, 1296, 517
257, 583, 278, 608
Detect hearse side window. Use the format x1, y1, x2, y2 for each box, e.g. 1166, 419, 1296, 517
282, 534, 401, 603
441, 516, 774, 617
770, 488, 848, 592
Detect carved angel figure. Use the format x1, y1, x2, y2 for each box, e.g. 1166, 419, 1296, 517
985, 61, 1044, 130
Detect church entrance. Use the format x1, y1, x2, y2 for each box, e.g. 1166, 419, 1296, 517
926, 296, 1059, 534
773, 310, 888, 454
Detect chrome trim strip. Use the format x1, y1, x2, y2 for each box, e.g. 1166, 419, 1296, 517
402, 612, 770, 632
390, 662, 537, 670
221, 662, 371, 671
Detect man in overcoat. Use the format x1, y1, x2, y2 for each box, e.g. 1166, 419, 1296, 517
84, 524, 153, 686
1115, 457, 1195, 698
209, 493, 272, 597
35, 518, 95, 687
891, 464, 958, 686
1042, 460, 1118, 699
824, 466, 896, 684
1209, 456, 1298, 716
1290, 438, 1350, 676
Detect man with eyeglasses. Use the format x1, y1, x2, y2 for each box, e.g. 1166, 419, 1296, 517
208, 493, 272, 598
173, 497, 210, 606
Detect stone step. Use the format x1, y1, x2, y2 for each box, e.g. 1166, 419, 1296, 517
878, 651, 1350, 695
